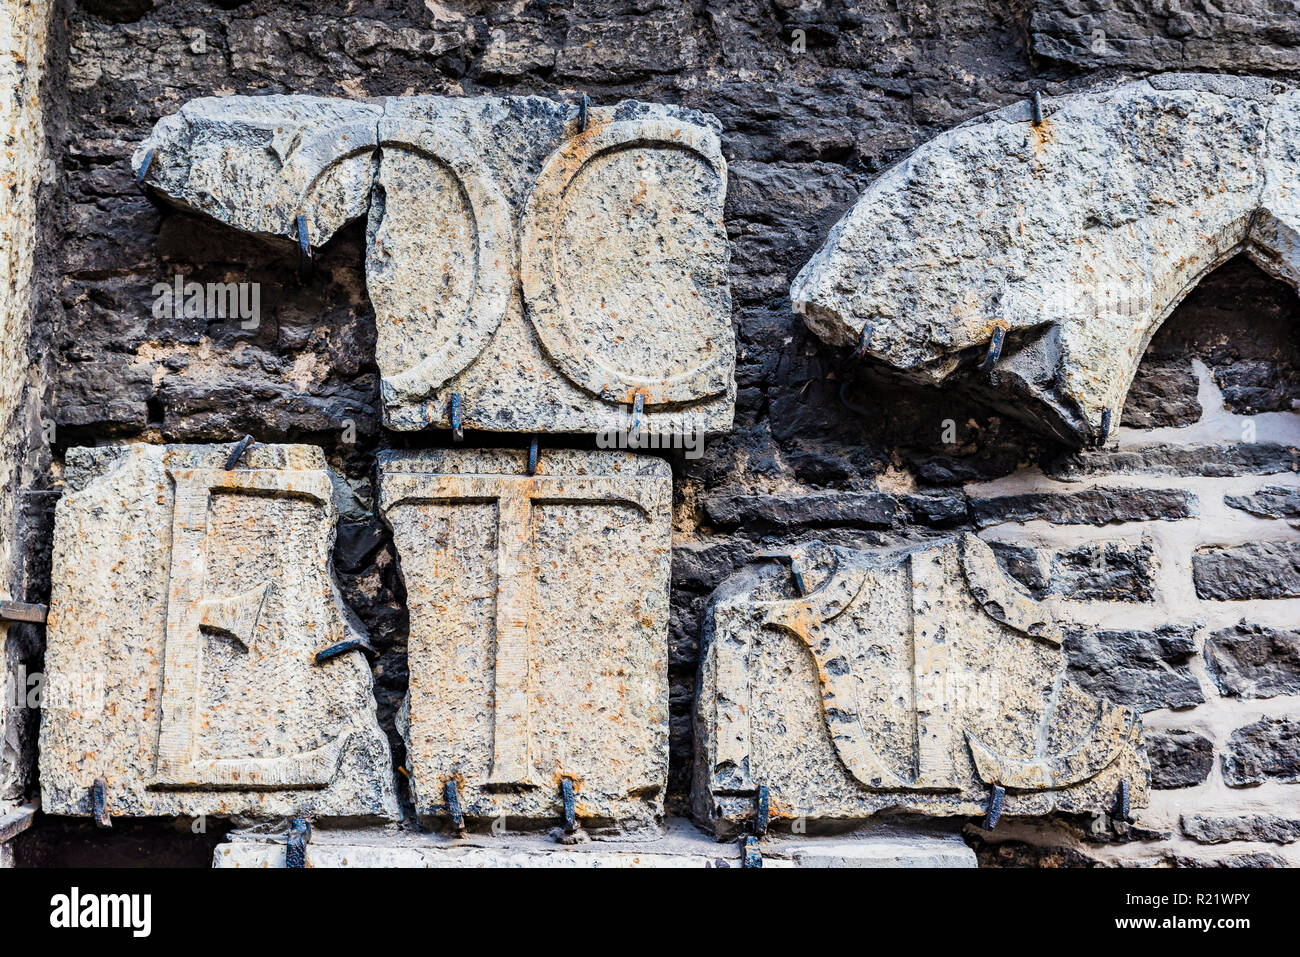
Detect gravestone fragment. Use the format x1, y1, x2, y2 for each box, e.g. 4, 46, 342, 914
791, 75, 1300, 446
694, 535, 1148, 833
136, 94, 735, 437
379, 449, 671, 831
38, 443, 398, 821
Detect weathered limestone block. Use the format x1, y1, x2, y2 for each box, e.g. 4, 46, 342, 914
39, 443, 398, 821
1, 0, 52, 810
693, 535, 1148, 833
136, 94, 735, 436
210, 819, 975, 867
378, 449, 671, 831
791, 74, 1300, 446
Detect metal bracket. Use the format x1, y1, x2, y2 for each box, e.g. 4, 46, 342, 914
314, 637, 378, 665
848, 323, 873, 361
741, 834, 763, 868
753, 785, 770, 837
450, 392, 464, 442
1030, 89, 1044, 127
0, 601, 47, 624
629, 392, 645, 433
296, 214, 314, 284
286, 817, 311, 868
1114, 779, 1131, 824
136, 148, 155, 188
224, 434, 255, 471
444, 778, 466, 835
578, 93, 590, 132
527, 436, 539, 476
560, 777, 578, 835
92, 777, 111, 830
982, 783, 1005, 830
1095, 409, 1113, 448
979, 325, 1006, 373
754, 551, 807, 596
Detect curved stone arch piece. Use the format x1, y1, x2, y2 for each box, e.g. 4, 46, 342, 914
520, 119, 733, 407
369, 118, 516, 408
791, 74, 1300, 446
133, 95, 382, 246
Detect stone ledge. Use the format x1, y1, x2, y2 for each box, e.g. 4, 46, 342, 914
213, 819, 976, 868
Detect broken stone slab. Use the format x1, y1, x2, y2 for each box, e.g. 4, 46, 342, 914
136, 94, 735, 437
759, 830, 976, 868
693, 534, 1148, 834
211, 818, 975, 867
378, 449, 671, 832
791, 74, 1300, 447
38, 443, 398, 822
214, 819, 737, 868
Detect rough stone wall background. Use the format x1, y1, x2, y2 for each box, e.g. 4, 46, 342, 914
0, 0, 54, 821
972, 260, 1300, 867
32, 0, 1300, 864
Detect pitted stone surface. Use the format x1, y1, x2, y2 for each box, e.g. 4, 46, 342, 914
378, 449, 671, 831
136, 94, 735, 436
38, 443, 398, 821
790, 74, 1300, 447
693, 534, 1148, 833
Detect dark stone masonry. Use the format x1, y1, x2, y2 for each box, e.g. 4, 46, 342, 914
1, 0, 1298, 868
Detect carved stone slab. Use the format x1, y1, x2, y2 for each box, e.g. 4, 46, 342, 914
136, 95, 735, 436
38, 444, 398, 821
378, 449, 671, 830
791, 74, 1300, 446
693, 534, 1148, 833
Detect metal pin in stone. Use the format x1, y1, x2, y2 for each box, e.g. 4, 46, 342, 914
224, 434, 255, 470
979, 324, 1006, 373
560, 776, 578, 835
629, 392, 645, 434
741, 834, 763, 868
983, 783, 1005, 830
527, 436, 539, 476
1031, 89, 1044, 127
1114, 779, 1131, 823
0, 600, 47, 624
296, 213, 314, 284
314, 637, 378, 665
578, 93, 590, 132
754, 784, 770, 837
1095, 408, 1113, 448
444, 779, 466, 835
754, 551, 808, 596
92, 777, 111, 830
450, 392, 464, 442
285, 817, 311, 868
135, 148, 155, 187
849, 323, 873, 361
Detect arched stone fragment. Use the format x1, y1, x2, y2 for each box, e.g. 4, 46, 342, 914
135, 95, 736, 436
519, 118, 732, 409
791, 74, 1300, 446
133, 95, 382, 246
38, 443, 399, 822
368, 115, 515, 406
692, 535, 1148, 833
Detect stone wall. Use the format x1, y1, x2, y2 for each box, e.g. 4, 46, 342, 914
971, 259, 1300, 867
21, 0, 1300, 864
0, 0, 54, 846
